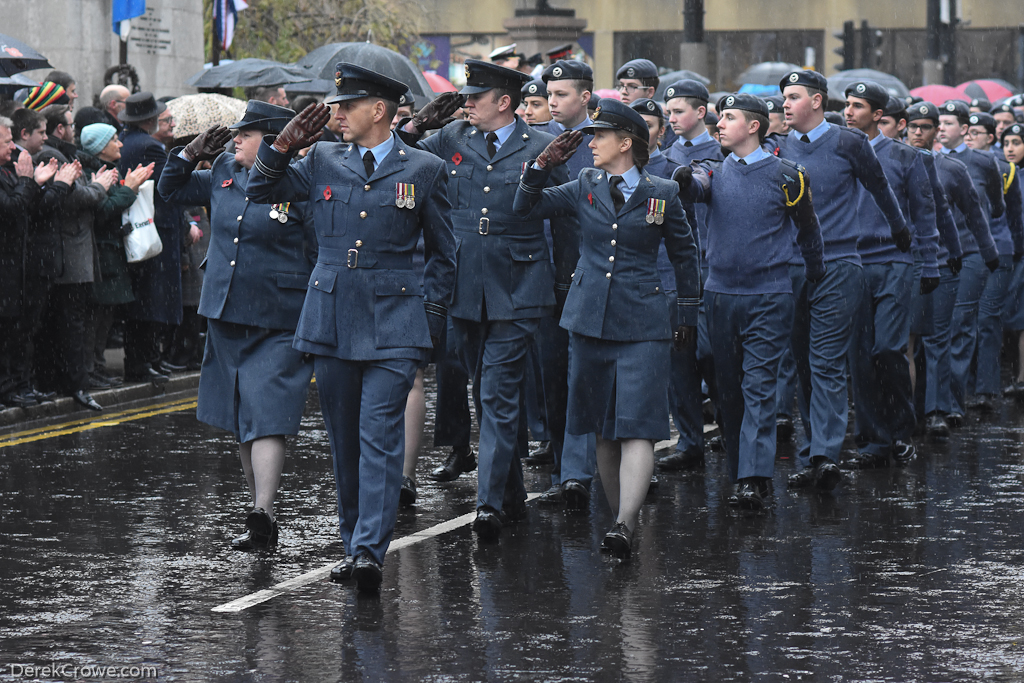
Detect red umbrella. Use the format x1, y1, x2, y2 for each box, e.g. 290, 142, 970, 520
909, 84, 966, 105
957, 79, 1015, 103
423, 71, 456, 93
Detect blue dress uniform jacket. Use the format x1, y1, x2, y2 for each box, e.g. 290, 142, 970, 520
407, 118, 577, 321
158, 149, 317, 331
514, 166, 700, 338
246, 136, 457, 361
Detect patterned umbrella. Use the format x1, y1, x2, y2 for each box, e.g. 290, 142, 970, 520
909, 84, 967, 106
165, 93, 247, 139
0, 33, 51, 77
957, 79, 1016, 103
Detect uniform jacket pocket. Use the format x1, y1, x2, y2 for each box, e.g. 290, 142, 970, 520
509, 240, 555, 309
373, 271, 430, 349
296, 265, 337, 345
314, 184, 352, 237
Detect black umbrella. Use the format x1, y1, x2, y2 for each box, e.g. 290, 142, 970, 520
737, 61, 802, 87
296, 43, 434, 100
0, 73, 39, 96
188, 58, 315, 89
653, 69, 710, 101
827, 69, 909, 99
0, 33, 52, 78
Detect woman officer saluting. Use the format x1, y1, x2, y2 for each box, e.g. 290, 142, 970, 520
513, 100, 700, 559
158, 101, 317, 550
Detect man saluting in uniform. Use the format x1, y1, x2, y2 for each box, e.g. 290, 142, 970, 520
246, 64, 456, 594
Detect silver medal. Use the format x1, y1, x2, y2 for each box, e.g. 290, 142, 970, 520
269, 209, 279, 220
406, 198, 415, 209
645, 213, 655, 224
655, 215, 664, 225
396, 196, 407, 209
278, 212, 288, 224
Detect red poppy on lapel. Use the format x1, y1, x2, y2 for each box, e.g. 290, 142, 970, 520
588, 192, 593, 205
452, 153, 462, 166
323, 186, 332, 200
221, 178, 233, 188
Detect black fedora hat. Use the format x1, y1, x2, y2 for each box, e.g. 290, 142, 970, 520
119, 91, 167, 123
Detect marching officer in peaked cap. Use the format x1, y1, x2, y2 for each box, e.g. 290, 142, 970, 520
246, 63, 457, 593
398, 59, 579, 540
159, 100, 318, 551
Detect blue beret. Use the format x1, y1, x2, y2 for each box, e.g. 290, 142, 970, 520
327, 62, 407, 105
616, 59, 658, 81
542, 59, 593, 83
229, 99, 295, 134
704, 110, 719, 125
844, 81, 889, 111
883, 96, 907, 119
664, 79, 709, 103
968, 111, 996, 133
781, 70, 828, 94
630, 97, 664, 119
521, 79, 548, 99
1002, 122, 1024, 144
764, 95, 784, 114
940, 100, 970, 120
718, 92, 768, 117
970, 98, 991, 111
907, 101, 940, 123
584, 98, 649, 143
461, 59, 531, 95
992, 102, 1016, 116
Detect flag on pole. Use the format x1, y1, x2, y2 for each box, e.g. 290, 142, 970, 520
214, 0, 249, 51
112, 0, 146, 39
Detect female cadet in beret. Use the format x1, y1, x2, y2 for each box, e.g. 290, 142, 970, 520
513, 99, 700, 559
158, 101, 318, 550
999, 123, 1024, 397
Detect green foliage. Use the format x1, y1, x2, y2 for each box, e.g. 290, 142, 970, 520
204, 0, 422, 63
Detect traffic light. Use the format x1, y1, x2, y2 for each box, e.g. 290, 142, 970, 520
833, 20, 855, 71
860, 20, 884, 69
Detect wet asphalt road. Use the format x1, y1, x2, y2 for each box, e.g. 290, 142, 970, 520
4, 372, 1024, 681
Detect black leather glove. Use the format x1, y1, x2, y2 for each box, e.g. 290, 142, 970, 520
537, 130, 583, 169
947, 255, 962, 276
273, 103, 331, 154
986, 258, 1000, 273
920, 276, 940, 295
892, 227, 912, 253
673, 325, 695, 351
411, 92, 464, 132
672, 165, 693, 192
183, 125, 233, 162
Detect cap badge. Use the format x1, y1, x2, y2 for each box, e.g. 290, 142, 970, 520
552, 66, 563, 78
767, 101, 775, 111
465, 64, 471, 80
335, 75, 343, 87
856, 83, 866, 94
528, 84, 537, 94
626, 68, 635, 77
647, 101, 656, 111
725, 95, 735, 107
946, 103, 955, 111
593, 106, 602, 119
970, 115, 979, 124
789, 73, 800, 83
666, 88, 675, 99
919, 105, 928, 114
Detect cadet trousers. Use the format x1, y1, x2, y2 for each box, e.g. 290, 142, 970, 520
316, 356, 418, 566
451, 316, 536, 513
668, 287, 706, 459
792, 260, 863, 469
974, 254, 1014, 396
707, 291, 793, 481
850, 262, 915, 455
921, 264, 960, 416
949, 253, 990, 415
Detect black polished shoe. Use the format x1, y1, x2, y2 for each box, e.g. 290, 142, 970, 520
787, 467, 816, 489
159, 359, 188, 374
925, 412, 950, 438
602, 522, 633, 559
31, 387, 57, 402
814, 460, 842, 492
892, 440, 916, 467
776, 414, 795, 443
231, 508, 278, 550
562, 479, 590, 511
330, 555, 356, 582
124, 364, 170, 386
657, 449, 704, 471
523, 440, 554, 466
845, 451, 888, 469
946, 412, 964, 428
430, 445, 476, 482
736, 478, 768, 512
726, 483, 741, 507
472, 506, 503, 541
535, 484, 564, 506
352, 554, 383, 593
399, 476, 417, 507
4, 390, 38, 408
71, 390, 103, 411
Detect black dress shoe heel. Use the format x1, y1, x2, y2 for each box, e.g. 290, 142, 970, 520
231, 508, 278, 550
352, 554, 383, 593
430, 445, 477, 482
330, 556, 355, 582
473, 507, 503, 541
602, 522, 633, 559
399, 476, 417, 507
562, 479, 590, 511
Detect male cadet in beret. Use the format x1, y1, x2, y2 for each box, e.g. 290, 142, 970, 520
970, 98, 992, 114
993, 103, 1018, 149
964, 111, 1024, 408
521, 79, 551, 125
616, 58, 677, 149
399, 60, 580, 538
532, 60, 596, 179
777, 69, 909, 491
842, 81, 939, 468
765, 95, 789, 139
937, 99, 1006, 424
906, 101, 996, 436
658, 78, 724, 473
391, 90, 415, 130
678, 93, 823, 510
246, 63, 456, 593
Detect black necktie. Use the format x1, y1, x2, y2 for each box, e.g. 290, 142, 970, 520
800, 134, 811, 143
683, 140, 693, 147
609, 176, 625, 212
738, 158, 747, 165
486, 132, 498, 158
362, 150, 375, 178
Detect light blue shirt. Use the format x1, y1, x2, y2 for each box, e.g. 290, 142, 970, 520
729, 146, 771, 165
939, 142, 968, 154
790, 118, 830, 143
610, 165, 641, 202
356, 132, 396, 171
549, 116, 594, 134
676, 129, 713, 148
481, 118, 518, 152
868, 132, 884, 147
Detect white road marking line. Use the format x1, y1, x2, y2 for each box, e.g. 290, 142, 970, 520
212, 492, 543, 613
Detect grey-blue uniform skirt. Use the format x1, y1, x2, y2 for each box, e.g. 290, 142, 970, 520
567, 333, 671, 441
197, 318, 314, 442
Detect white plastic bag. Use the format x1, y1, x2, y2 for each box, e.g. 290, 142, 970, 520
122, 180, 163, 263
